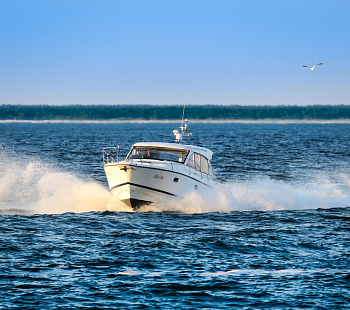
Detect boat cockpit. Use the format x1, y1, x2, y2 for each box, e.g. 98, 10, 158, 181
126, 146, 211, 175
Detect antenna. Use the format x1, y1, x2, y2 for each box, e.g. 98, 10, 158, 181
173, 104, 192, 143
181, 104, 186, 127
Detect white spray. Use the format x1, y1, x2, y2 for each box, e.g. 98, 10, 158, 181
1, 151, 349, 215
0, 151, 131, 214
141, 176, 350, 213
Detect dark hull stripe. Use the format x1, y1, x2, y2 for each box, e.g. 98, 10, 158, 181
122, 198, 152, 209
111, 182, 176, 197
106, 163, 211, 186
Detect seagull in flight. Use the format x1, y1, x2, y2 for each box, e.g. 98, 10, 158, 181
303, 63, 323, 70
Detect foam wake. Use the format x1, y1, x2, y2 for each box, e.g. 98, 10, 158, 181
1, 151, 349, 214
141, 176, 350, 213
0, 152, 131, 214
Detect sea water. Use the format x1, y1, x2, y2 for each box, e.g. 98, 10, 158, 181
0, 122, 349, 309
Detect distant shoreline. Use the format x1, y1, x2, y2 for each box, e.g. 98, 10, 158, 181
1, 119, 350, 124
2, 105, 350, 122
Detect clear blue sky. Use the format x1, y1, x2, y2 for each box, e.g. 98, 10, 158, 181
1, 0, 349, 106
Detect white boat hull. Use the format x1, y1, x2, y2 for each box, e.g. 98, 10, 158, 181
104, 161, 215, 209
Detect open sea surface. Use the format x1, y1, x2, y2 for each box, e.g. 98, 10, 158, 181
0, 122, 350, 309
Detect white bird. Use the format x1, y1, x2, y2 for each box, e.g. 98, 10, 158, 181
303, 63, 323, 70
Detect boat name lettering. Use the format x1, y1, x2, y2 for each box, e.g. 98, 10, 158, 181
153, 174, 164, 180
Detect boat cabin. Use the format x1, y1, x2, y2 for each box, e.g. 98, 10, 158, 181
126, 142, 213, 175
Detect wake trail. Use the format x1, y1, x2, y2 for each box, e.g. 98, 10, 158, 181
1, 151, 349, 215
142, 176, 350, 213
0, 151, 131, 214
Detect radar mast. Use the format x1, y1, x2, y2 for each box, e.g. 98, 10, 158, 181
173, 104, 192, 143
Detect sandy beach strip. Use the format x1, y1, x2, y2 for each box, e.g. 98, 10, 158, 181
1, 119, 350, 124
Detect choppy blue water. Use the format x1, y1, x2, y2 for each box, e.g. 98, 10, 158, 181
0, 122, 350, 309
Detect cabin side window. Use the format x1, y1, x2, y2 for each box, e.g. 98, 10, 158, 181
187, 153, 197, 170
200, 155, 209, 174
187, 152, 210, 174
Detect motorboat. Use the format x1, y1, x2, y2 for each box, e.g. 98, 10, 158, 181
102, 119, 219, 209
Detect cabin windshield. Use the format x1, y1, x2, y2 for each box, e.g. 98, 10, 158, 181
127, 147, 190, 163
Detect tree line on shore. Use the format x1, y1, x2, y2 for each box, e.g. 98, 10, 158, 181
1, 104, 350, 120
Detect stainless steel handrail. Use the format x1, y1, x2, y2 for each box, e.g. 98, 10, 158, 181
186, 159, 213, 180
186, 158, 203, 179
102, 146, 120, 165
